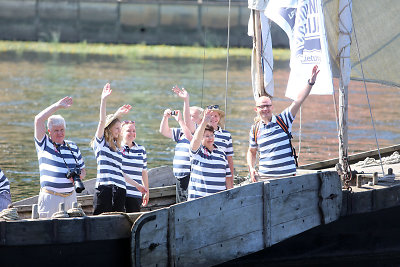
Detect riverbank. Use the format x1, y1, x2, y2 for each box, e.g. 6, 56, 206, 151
0, 40, 290, 60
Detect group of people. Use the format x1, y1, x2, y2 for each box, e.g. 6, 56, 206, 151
0, 65, 320, 217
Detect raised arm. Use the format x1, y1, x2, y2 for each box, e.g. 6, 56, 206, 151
159, 109, 173, 139
190, 109, 211, 151
172, 86, 195, 133
34, 96, 73, 141
95, 83, 112, 140
289, 65, 320, 117
173, 110, 193, 142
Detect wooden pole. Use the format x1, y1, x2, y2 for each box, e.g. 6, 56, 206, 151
253, 10, 266, 97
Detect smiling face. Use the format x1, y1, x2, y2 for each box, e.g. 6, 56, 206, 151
122, 123, 136, 144
110, 121, 122, 140
209, 111, 221, 129
202, 129, 215, 151
48, 124, 65, 144
255, 96, 274, 122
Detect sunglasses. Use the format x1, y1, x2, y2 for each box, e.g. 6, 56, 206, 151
207, 105, 220, 109
257, 104, 272, 109
122, 120, 135, 125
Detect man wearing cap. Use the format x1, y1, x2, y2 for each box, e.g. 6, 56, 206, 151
206, 105, 234, 189
247, 65, 320, 181
34, 96, 86, 218
0, 168, 11, 212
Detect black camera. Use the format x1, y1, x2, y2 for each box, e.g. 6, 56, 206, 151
171, 110, 177, 116
67, 168, 85, 193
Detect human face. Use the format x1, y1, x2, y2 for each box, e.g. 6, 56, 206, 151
190, 108, 202, 125
209, 111, 220, 128
110, 121, 122, 140
255, 96, 273, 121
202, 130, 215, 150
122, 123, 136, 144
48, 125, 65, 144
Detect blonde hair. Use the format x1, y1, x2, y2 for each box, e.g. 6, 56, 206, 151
90, 118, 121, 152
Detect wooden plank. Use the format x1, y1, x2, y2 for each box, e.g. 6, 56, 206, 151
268, 173, 320, 198
299, 144, 400, 170
269, 189, 320, 226
319, 171, 342, 224
176, 230, 264, 266
271, 213, 321, 245
263, 181, 271, 247
171, 183, 264, 255
131, 209, 169, 267
148, 166, 175, 187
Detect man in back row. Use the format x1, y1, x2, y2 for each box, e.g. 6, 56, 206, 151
247, 65, 320, 181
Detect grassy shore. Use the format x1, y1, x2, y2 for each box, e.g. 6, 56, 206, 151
0, 41, 290, 60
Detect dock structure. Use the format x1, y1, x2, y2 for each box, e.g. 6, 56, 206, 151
0, 0, 289, 47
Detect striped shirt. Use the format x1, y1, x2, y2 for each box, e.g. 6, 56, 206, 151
35, 135, 85, 193
172, 128, 191, 178
0, 168, 10, 194
93, 136, 125, 189
249, 108, 296, 177
188, 144, 232, 200
214, 127, 234, 157
121, 142, 147, 198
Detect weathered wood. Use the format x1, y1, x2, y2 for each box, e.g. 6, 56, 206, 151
318, 172, 342, 224
131, 209, 169, 267
263, 181, 271, 248
299, 144, 400, 170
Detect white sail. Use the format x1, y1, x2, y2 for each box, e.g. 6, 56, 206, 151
266, 0, 334, 100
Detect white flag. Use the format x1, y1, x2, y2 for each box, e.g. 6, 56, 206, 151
266, 0, 333, 99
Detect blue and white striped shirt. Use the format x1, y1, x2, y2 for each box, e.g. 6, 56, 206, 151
214, 127, 234, 157
188, 144, 232, 200
121, 142, 147, 198
35, 135, 85, 193
172, 128, 191, 178
0, 168, 10, 194
249, 108, 296, 177
93, 136, 125, 189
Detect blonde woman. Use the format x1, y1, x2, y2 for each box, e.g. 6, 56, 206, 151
92, 83, 146, 215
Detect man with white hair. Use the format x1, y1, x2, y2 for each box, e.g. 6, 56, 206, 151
34, 96, 86, 218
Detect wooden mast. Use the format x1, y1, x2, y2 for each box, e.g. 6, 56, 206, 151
253, 9, 267, 97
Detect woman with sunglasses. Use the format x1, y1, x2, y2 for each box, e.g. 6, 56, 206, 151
120, 120, 149, 212
91, 83, 147, 215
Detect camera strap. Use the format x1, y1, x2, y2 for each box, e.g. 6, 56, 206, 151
53, 141, 80, 172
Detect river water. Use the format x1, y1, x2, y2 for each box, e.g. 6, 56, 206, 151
0, 51, 399, 201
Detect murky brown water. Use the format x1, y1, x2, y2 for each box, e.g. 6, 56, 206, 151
0, 51, 398, 201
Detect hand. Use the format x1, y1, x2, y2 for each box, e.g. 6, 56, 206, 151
142, 192, 149, 207
115, 104, 132, 117
172, 110, 182, 122
137, 184, 148, 194
163, 109, 172, 118
309, 65, 320, 84
203, 109, 212, 124
101, 83, 112, 100
172, 85, 189, 99
249, 167, 259, 183
56, 96, 73, 109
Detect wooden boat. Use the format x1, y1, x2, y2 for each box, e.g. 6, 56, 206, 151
1, 170, 343, 266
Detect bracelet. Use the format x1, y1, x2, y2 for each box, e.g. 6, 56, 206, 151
308, 79, 315, 86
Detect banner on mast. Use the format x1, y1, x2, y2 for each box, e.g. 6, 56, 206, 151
266, 0, 333, 99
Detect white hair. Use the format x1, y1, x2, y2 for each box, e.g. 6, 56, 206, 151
47, 115, 66, 130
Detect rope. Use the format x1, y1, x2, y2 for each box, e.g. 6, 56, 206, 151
52, 209, 69, 218
0, 207, 20, 221
224, 0, 231, 129
350, 2, 385, 176
67, 204, 86, 217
